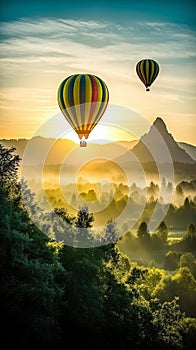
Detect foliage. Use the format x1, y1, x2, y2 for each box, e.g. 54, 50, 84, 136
164, 251, 180, 270
0, 144, 20, 183
153, 267, 196, 317
75, 204, 94, 228
0, 144, 196, 349
0, 185, 66, 347
179, 253, 196, 278
152, 298, 184, 349
137, 221, 149, 239
157, 221, 168, 242
184, 223, 196, 240
179, 318, 196, 350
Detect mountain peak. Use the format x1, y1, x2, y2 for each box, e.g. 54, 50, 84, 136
153, 117, 167, 131
132, 117, 195, 164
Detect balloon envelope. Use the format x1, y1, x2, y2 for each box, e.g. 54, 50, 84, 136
57, 74, 109, 141
136, 59, 159, 91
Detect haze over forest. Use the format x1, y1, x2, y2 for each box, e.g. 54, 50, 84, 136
1, 117, 195, 231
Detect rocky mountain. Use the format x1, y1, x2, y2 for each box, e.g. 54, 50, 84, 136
131, 117, 195, 164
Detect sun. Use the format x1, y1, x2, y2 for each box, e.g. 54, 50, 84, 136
65, 124, 136, 144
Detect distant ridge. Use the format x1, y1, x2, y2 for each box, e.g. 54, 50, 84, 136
178, 142, 196, 161
0, 118, 195, 165
0, 137, 136, 165
0, 137, 76, 164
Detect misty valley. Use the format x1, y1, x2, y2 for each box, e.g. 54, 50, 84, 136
1, 116, 196, 349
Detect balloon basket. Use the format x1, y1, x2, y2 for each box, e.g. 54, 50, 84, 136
80, 140, 87, 147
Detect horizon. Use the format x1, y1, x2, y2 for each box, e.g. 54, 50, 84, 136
0, 136, 195, 147
0, 115, 195, 146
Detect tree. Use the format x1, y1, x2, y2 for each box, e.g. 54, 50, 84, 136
184, 223, 196, 240
153, 267, 196, 317
74, 205, 95, 247
1, 144, 193, 349
151, 221, 168, 250
0, 145, 67, 346
153, 298, 184, 349
0, 144, 20, 183
179, 224, 196, 251
172, 268, 196, 317
179, 253, 196, 278
54, 207, 74, 225
179, 317, 196, 350
138, 267, 166, 300
0, 183, 66, 347
127, 266, 148, 298
148, 181, 159, 197
164, 251, 179, 271
20, 178, 41, 216
75, 205, 94, 228
137, 221, 150, 239
184, 197, 190, 208
104, 218, 119, 244
157, 221, 168, 242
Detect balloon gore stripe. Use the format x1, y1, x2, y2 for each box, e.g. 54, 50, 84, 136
57, 73, 109, 140
136, 59, 159, 91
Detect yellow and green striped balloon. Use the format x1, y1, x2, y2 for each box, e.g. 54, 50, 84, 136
57, 74, 109, 141
136, 59, 160, 91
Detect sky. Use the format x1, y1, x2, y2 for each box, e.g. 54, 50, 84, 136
0, 0, 196, 144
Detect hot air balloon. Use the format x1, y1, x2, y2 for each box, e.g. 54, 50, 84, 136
57, 74, 109, 147
136, 59, 159, 91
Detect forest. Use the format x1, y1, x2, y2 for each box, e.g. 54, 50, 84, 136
0, 143, 196, 349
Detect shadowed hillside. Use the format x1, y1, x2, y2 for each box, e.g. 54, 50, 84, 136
125, 117, 194, 164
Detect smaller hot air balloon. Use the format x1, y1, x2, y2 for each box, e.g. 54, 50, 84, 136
136, 59, 159, 91
57, 74, 109, 147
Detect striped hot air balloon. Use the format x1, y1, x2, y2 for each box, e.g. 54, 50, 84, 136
57, 74, 109, 146
136, 59, 160, 91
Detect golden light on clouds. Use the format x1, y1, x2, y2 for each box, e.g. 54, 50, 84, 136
0, 18, 195, 144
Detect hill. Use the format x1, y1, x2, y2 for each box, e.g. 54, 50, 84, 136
178, 142, 196, 161
0, 137, 137, 165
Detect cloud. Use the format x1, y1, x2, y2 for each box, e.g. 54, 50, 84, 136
1, 18, 195, 55
1, 18, 107, 36
1, 18, 195, 85
0, 17, 195, 143
0, 18, 195, 93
